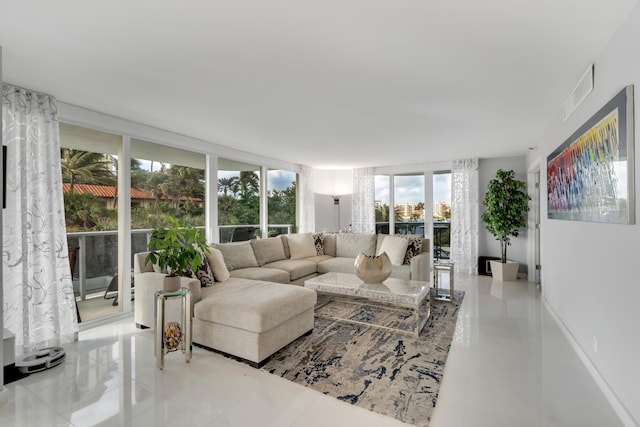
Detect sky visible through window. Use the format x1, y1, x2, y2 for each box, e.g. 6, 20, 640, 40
375, 174, 451, 204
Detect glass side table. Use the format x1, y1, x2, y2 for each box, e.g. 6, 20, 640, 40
433, 261, 455, 302
155, 287, 192, 369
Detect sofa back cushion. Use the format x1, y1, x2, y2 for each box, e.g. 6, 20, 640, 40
211, 242, 258, 271
250, 237, 287, 266
336, 233, 376, 258
322, 233, 337, 256
205, 247, 230, 281
286, 233, 318, 259
376, 234, 425, 265
377, 235, 409, 266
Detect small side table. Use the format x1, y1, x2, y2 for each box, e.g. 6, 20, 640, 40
433, 261, 455, 302
155, 287, 192, 369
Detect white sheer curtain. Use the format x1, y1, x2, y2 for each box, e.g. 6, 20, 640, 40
2, 84, 78, 353
298, 165, 315, 233
351, 167, 375, 233
450, 158, 479, 274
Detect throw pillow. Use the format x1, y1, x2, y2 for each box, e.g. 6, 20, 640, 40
377, 235, 409, 266
250, 237, 287, 266
403, 236, 424, 264
193, 256, 215, 287
287, 233, 317, 259
211, 242, 258, 271
205, 247, 230, 282
312, 232, 324, 255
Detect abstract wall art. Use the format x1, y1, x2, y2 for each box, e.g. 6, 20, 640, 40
547, 85, 635, 224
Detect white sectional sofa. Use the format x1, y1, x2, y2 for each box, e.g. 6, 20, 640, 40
133, 232, 430, 366
214, 232, 430, 285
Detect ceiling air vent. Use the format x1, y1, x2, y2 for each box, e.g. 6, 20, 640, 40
563, 64, 594, 122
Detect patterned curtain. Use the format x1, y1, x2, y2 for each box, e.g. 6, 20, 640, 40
450, 158, 479, 274
298, 165, 315, 233
351, 167, 375, 233
2, 84, 78, 353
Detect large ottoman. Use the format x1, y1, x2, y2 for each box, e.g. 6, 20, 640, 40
192, 278, 317, 367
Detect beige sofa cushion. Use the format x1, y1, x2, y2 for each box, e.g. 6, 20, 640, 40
212, 242, 258, 271
205, 247, 230, 282
322, 233, 337, 256
229, 267, 290, 284
317, 257, 357, 275
250, 237, 286, 266
287, 233, 317, 259
262, 259, 318, 281
194, 279, 317, 333
336, 233, 377, 257
377, 235, 409, 266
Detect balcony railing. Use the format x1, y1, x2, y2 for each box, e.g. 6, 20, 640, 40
218, 224, 294, 243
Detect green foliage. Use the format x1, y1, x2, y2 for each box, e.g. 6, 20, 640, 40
375, 203, 402, 222
64, 192, 113, 231
61, 149, 115, 191
268, 181, 297, 225
481, 169, 531, 263
145, 216, 209, 277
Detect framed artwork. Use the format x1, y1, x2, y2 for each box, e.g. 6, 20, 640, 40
547, 85, 635, 224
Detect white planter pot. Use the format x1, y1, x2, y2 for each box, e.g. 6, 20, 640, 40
489, 260, 519, 282
163, 275, 181, 292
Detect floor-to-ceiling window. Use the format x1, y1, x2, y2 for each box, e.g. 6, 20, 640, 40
375, 173, 425, 235
267, 168, 297, 236
60, 123, 122, 322
130, 138, 206, 273
393, 174, 425, 235
217, 158, 261, 242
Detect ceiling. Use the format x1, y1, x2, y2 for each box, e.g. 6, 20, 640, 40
1, 0, 637, 169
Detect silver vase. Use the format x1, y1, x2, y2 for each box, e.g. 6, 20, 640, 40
354, 252, 392, 284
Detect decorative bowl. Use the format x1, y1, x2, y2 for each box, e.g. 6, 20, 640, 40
354, 252, 392, 284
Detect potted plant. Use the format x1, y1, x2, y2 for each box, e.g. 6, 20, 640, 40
145, 216, 209, 291
481, 169, 530, 281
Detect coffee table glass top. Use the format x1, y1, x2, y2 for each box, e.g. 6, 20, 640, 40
304, 272, 430, 306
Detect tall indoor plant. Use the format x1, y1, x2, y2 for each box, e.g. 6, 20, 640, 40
146, 216, 209, 291
481, 169, 530, 281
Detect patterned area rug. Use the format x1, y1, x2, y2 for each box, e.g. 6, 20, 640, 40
261, 290, 464, 426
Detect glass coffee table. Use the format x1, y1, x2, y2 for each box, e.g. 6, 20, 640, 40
304, 272, 431, 337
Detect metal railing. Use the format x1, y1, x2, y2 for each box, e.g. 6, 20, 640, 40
218, 224, 294, 243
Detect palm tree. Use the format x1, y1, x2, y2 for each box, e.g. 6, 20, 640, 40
60, 149, 115, 192
218, 177, 237, 197
238, 171, 259, 196
144, 171, 169, 215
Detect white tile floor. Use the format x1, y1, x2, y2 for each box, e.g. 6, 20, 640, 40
1, 274, 623, 427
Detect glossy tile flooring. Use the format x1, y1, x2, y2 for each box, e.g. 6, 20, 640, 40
1, 274, 622, 427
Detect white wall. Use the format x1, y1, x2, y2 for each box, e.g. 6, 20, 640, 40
529, 4, 640, 424
314, 194, 353, 232
478, 156, 529, 276
313, 169, 353, 232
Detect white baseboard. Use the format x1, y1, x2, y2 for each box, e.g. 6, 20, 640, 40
544, 299, 638, 427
